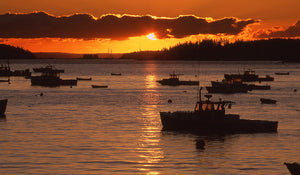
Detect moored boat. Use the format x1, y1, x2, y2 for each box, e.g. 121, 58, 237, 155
157, 72, 199, 86
76, 77, 92, 81
206, 79, 249, 94
260, 98, 277, 104
0, 99, 8, 117
160, 88, 278, 134
224, 70, 274, 82
0, 79, 10, 82
31, 66, 77, 87
284, 162, 300, 175
33, 65, 64, 73
0, 64, 31, 77
92, 85, 108, 88
275, 72, 289, 75
111, 73, 122, 76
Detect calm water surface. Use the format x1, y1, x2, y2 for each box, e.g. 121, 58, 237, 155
0, 59, 299, 174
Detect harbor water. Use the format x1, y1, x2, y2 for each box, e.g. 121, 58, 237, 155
0, 59, 300, 174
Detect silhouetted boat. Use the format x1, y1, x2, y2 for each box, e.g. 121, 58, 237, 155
206, 79, 248, 93
160, 88, 278, 134
0, 79, 9, 82
0, 99, 8, 117
92, 85, 108, 88
275, 72, 290, 75
224, 70, 274, 82
260, 98, 277, 104
157, 72, 199, 86
247, 84, 271, 90
0, 64, 31, 77
33, 65, 64, 73
284, 162, 300, 175
111, 73, 122, 76
31, 66, 77, 87
76, 77, 92, 81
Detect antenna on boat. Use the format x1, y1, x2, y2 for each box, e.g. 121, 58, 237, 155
198, 87, 202, 102
197, 61, 202, 102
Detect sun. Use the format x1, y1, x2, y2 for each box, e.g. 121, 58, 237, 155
146, 33, 157, 40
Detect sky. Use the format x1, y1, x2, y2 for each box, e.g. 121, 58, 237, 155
0, 0, 300, 54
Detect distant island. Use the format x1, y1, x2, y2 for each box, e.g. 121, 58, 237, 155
121, 39, 300, 62
0, 44, 36, 59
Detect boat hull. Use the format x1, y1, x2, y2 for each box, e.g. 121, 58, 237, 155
157, 80, 199, 86
284, 162, 300, 175
224, 74, 274, 82
0, 99, 8, 117
206, 86, 248, 93
31, 76, 77, 87
160, 112, 278, 134
248, 84, 271, 90
275, 72, 289, 75
76, 77, 92, 81
92, 85, 108, 88
260, 98, 277, 104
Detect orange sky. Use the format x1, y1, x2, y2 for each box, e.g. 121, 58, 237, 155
0, 0, 300, 54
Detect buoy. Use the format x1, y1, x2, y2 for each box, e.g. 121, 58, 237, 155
168, 99, 172, 103
196, 139, 205, 150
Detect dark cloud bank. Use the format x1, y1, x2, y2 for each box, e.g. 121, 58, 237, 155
0, 12, 258, 40
256, 20, 300, 38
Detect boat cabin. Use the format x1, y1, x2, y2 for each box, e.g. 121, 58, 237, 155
168, 72, 183, 80
244, 70, 256, 75
194, 94, 233, 113
40, 69, 64, 78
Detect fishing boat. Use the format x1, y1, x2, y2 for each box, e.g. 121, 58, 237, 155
284, 162, 300, 175
206, 79, 249, 93
91, 85, 108, 88
31, 66, 77, 87
33, 65, 64, 73
0, 99, 8, 117
160, 88, 278, 134
111, 73, 122, 76
76, 77, 92, 81
0, 79, 9, 82
260, 98, 277, 104
224, 70, 274, 82
157, 72, 199, 86
275, 72, 289, 75
0, 64, 31, 77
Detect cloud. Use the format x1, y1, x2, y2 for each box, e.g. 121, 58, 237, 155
255, 20, 300, 38
0, 11, 258, 40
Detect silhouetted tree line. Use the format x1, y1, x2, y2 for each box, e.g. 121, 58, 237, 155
121, 39, 300, 61
0, 44, 36, 59
82, 54, 99, 59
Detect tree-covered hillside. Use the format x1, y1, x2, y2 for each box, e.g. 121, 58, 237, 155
0, 44, 36, 59
121, 39, 300, 61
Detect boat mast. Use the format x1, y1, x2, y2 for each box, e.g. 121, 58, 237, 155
199, 87, 202, 102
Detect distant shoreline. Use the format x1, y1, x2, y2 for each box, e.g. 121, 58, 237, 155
1, 38, 300, 61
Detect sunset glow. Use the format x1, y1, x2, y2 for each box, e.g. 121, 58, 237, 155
0, 0, 299, 54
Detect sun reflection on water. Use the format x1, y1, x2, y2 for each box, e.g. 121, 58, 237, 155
145, 75, 158, 89
137, 105, 164, 174
137, 66, 163, 174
